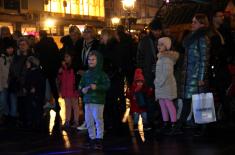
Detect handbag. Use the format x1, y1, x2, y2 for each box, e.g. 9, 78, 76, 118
192, 92, 216, 124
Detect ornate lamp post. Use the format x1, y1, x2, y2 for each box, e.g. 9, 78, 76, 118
63, 0, 67, 14
122, 0, 136, 32
122, 0, 135, 11
45, 18, 55, 35
111, 17, 120, 28
164, 0, 170, 3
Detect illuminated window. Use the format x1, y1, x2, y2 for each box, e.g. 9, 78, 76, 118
84, 0, 89, 15
71, 0, 79, 14
44, 0, 104, 17
79, 0, 83, 15
100, 0, 104, 17
21, 25, 36, 35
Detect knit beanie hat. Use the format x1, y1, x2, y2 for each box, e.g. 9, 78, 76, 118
134, 68, 145, 81
3, 37, 16, 50
158, 37, 172, 50
149, 19, 162, 30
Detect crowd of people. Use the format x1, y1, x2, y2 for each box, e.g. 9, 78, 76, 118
0, 9, 235, 150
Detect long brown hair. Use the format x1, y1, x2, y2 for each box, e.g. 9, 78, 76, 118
194, 13, 209, 28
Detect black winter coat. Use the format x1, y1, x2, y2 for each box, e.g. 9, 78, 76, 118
35, 37, 60, 78
24, 68, 46, 101
137, 35, 157, 87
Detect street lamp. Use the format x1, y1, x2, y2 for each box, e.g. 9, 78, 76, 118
111, 17, 120, 27
45, 18, 55, 35
164, 0, 170, 3
122, 0, 136, 11
122, 0, 136, 32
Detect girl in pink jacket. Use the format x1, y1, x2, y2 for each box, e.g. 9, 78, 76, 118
58, 52, 79, 128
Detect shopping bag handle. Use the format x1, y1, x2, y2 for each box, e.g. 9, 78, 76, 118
197, 86, 206, 94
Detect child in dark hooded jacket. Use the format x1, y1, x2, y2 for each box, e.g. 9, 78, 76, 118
23, 56, 45, 128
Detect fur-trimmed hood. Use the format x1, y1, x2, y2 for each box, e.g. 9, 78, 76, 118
157, 51, 179, 63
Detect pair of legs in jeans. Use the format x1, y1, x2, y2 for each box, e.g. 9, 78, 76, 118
133, 112, 148, 130
46, 78, 60, 111
0, 89, 17, 119
0, 89, 8, 118
85, 104, 104, 140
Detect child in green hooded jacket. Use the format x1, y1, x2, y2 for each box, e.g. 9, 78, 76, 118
79, 50, 110, 150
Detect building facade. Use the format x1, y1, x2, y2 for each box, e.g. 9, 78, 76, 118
105, 0, 163, 29
0, 0, 105, 36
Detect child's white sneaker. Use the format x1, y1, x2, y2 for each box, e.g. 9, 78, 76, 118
77, 122, 87, 130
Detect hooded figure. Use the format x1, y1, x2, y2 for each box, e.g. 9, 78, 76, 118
126, 68, 153, 129
134, 68, 145, 81
126, 68, 152, 111
79, 50, 110, 105
22, 55, 45, 127
24, 56, 45, 97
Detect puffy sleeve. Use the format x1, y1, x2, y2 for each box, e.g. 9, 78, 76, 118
198, 36, 210, 81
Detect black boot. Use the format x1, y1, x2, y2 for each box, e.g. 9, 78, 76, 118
94, 138, 103, 150
84, 138, 96, 149
193, 124, 206, 137
165, 122, 182, 135
156, 121, 170, 134
133, 124, 138, 131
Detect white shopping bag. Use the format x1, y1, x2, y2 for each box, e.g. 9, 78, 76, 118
192, 93, 216, 124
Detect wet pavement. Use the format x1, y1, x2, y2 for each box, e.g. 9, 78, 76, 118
1, 99, 235, 155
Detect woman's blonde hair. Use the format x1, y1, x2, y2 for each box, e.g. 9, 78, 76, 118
69, 25, 81, 35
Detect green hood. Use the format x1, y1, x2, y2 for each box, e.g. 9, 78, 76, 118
89, 50, 103, 73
